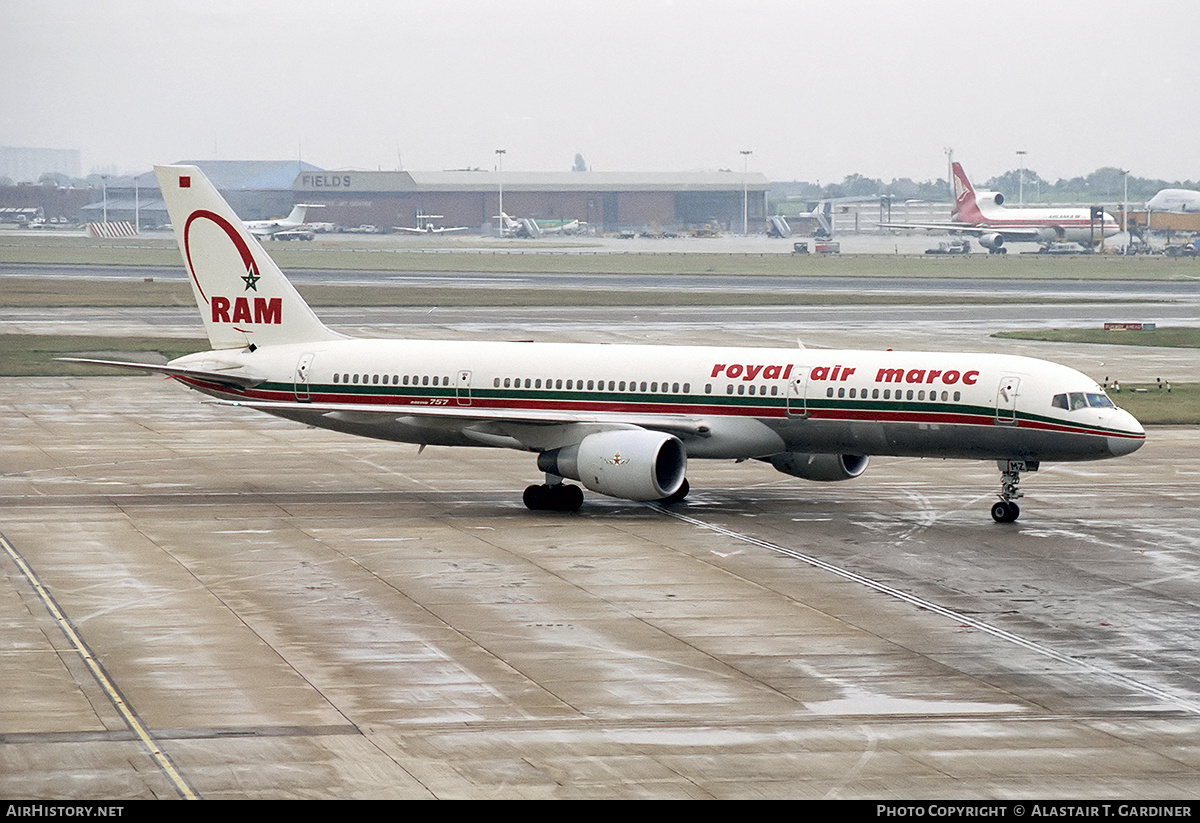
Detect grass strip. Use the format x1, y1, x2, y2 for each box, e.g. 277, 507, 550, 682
994, 327, 1200, 348
3, 234, 1200, 278
0, 334, 207, 376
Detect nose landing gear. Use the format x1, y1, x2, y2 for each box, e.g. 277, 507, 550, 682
992, 459, 1037, 523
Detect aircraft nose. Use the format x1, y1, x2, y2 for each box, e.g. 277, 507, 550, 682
1107, 410, 1145, 456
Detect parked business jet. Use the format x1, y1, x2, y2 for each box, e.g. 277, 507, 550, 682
395, 214, 469, 235
245, 203, 321, 239
65, 166, 1145, 523
884, 163, 1119, 253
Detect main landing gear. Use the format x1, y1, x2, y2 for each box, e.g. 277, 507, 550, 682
523, 479, 584, 512
522, 477, 691, 511
991, 459, 1038, 523
658, 478, 690, 505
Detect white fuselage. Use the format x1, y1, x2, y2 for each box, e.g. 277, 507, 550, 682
245, 205, 309, 237
1146, 189, 1200, 213
971, 200, 1120, 244
171, 338, 1145, 464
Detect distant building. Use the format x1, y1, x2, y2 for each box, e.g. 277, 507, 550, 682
292, 169, 770, 233
81, 160, 322, 227
0, 182, 91, 224
55, 160, 770, 232
0, 146, 81, 183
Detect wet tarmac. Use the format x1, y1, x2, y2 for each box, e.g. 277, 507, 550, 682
2, 274, 1200, 798
2, 379, 1200, 797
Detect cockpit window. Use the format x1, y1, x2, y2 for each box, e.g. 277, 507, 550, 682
1052, 392, 1115, 411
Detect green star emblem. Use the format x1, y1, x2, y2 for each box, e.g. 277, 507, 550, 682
242, 265, 261, 292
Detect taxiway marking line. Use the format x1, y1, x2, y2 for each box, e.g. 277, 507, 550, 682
653, 507, 1200, 715
0, 531, 200, 800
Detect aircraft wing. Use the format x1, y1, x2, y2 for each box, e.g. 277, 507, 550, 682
879, 220, 970, 232
879, 221, 1043, 240
393, 225, 468, 234
57, 358, 268, 389
212, 396, 713, 444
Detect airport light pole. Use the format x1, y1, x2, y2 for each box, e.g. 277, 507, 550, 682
740, 150, 752, 234
495, 148, 506, 235
944, 147, 954, 197
1016, 150, 1027, 204
101, 174, 108, 224
1120, 168, 1130, 249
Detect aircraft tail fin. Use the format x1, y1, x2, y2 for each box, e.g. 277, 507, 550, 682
154, 165, 341, 350
950, 162, 984, 223
284, 204, 309, 224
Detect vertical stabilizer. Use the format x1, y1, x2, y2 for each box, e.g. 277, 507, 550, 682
154, 165, 340, 350
949, 162, 984, 223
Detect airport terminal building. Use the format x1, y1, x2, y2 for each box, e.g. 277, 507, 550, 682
292, 169, 769, 234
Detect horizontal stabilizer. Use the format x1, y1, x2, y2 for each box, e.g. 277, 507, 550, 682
58, 357, 266, 389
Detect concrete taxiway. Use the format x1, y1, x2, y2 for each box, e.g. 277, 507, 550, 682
3, 372, 1200, 799
3, 267, 1200, 798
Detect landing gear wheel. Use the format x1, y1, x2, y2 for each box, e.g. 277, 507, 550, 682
991, 500, 1020, 523
558, 484, 584, 511
658, 478, 689, 505
992, 459, 1036, 523
523, 483, 583, 512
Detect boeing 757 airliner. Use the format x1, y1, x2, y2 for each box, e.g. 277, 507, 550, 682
66, 166, 1145, 523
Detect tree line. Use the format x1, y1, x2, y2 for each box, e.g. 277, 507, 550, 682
770, 167, 1200, 209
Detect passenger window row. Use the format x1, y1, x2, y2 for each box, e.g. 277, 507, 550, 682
723, 383, 781, 396
333, 373, 449, 386
492, 378, 691, 393
826, 387, 963, 402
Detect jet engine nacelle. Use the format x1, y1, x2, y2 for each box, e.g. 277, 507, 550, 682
537, 429, 687, 501
978, 232, 1005, 251
766, 452, 869, 482
976, 190, 1005, 206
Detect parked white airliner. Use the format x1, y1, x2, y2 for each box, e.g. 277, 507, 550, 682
884, 163, 1119, 253
66, 166, 1145, 523
1146, 189, 1200, 213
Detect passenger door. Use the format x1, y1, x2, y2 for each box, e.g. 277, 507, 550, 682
294, 353, 315, 402
786, 366, 808, 418
995, 375, 1021, 424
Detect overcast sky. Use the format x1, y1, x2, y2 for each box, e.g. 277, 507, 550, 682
3, 0, 1196, 183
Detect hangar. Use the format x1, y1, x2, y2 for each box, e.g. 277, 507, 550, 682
85, 160, 322, 228
59, 160, 769, 234
293, 168, 770, 234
